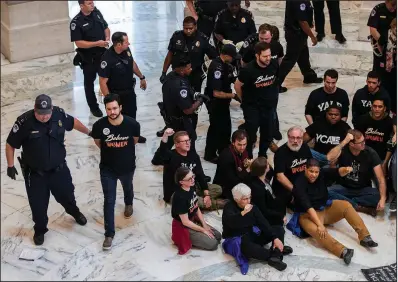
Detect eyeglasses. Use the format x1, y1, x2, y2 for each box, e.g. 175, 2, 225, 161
288, 136, 303, 141
183, 174, 195, 181
178, 139, 191, 144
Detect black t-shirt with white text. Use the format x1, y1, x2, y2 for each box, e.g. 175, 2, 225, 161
355, 113, 395, 160
240, 35, 284, 64
305, 87, 350, 121
238, 59, 279, 108
306, 119, 351, 155
91, 116, 140, 175
171, 186, 199, 222
337, 146, 381, 189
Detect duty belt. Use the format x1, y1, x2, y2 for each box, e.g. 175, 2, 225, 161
30, 162, 66, 176
199, 14, 214, 21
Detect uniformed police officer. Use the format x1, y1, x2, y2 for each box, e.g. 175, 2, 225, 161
98, 31, 147, 143
313, 0, 346, 44
152, 56, 209, 165
367, 0, 397, 74
214, 0, 257, 50
204, 44, 239, 163
70, 0, 110, 117
159, 16, 218, 93
278, 1, 323, 91
5, 95, 90, 246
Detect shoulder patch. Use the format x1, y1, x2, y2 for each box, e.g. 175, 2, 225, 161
70, 22, 76, 31
101, 61, 107, 69
371, 8, 376, 16
300, 3, 306, 11
180, 89, 188, 98
214, 70, 222, 79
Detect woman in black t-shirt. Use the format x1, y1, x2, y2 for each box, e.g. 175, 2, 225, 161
171, 167, 221, 255
292, 159, 378, 265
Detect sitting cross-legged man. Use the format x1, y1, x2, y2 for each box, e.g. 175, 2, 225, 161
171, 167, 222, 255
326, 130, 387, 217
288, 159, 378, 265
222, 183, 293, 274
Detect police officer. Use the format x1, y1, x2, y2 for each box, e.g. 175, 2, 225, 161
152, 56, 209, 165
278, 1, 323, 91
70, 0, 110, 117
235, 42, 280, 159
5, 95, 90, 246
214, 0, 257, 50
313, 0, 346, 44
204, 44, 239, 163
98, 31, 147, 143
159, 16, 218, 93
367, 0, 397, 75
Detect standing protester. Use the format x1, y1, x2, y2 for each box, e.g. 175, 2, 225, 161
278, 1, 323, 91
312, 0, 346, 43
98, 31, 147, 143
204, 44, 239, 163
367, 0, 396, 75
6, 94, 89, 245
304, 69, 350, 125
235, 42, 279, 158
70, 0, 110, 117
385, 18, 397, 115
91, 94, 141, 250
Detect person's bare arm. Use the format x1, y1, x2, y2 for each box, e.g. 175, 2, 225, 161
73, 118, 90, 135
369, 27, 381, 41
298, 21, 317, 45
104, 28, 110, 41
162, 51, 173, 73
234, 79, 243, 100
94, 139, 101, 149
213, 90, 235, 99
183, 101, 202, 115
305, 115, 314, 125
133, 61, 144, 78
276, 173, 294, 191
303, 132, 312, 143
179, 214, 205, 232
374, 165, 387, 211
5, 143, 15, 167
326, 132, 354, 162
75, 40, 107, 49
214, 33, 224, 43
185, 0, 198, 20
99, 77, 110, 96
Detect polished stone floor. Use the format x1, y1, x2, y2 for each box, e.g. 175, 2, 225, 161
1, 1, 396, 281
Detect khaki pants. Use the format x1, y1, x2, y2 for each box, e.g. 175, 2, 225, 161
299, 200, 370, 258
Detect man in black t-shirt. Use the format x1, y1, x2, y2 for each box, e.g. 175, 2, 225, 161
355, 99, 396, 173
235, 42, 280, 158
91, 94, 141, 250
305, 69, 349, 125
327, 130, 387, 216
352, 71, 391, 127
304, 105, 351, 166
272, 126, 312, 209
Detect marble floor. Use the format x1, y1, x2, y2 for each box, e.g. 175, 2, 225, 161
1, 1, 396, 281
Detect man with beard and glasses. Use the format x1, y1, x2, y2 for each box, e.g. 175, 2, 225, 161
352, 71, 391, 127
327, 130, 387, 217
303, 105, 351, 167
234, 42, 280, 159
91, 94, 141, 250
304, 69, 350, 125
272, 126, 312, 210
99, 31, 147, 144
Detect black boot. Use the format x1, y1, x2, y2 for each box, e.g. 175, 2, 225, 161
33, 233, 45, 246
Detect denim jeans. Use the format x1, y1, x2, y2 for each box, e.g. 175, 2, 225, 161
310, 149, 329, 167
328, 184, 380, 209
100, 167, 135, 238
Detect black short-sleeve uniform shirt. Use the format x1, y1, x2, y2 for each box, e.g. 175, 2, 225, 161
167, 31, 217, 70
205, 57, 233, 104
91, 116, 140, 175
6, 107, 74, 171
171, 186, 199, 222
195, 0, 228, 18
214, 8, 257, 44
284, 1, 314, 33
367, 3, 396, 47
98, 46, 134, 91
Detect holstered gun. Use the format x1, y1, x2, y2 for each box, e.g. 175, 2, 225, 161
17, 153, 27, 178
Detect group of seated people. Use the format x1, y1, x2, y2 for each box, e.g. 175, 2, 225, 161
162, 118, 395, 273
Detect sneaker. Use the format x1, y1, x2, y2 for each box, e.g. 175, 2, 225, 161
102, 237, 113, 250
335, 34, 347, 44
74, 212, 87, 225
124, 205, 133, 219
268, 257, 287, 271
91, 107, 103, 117
360, 236, 378, 248
390, 196, 397, 213
316, 33, 325, 42
138, 136, 146, 143
341, 248, 354, 265
33, 233, 44, 246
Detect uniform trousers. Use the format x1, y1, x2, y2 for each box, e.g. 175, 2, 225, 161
24, 163, 80, 235
82, 54, 103, 110
313, 0, 342, 35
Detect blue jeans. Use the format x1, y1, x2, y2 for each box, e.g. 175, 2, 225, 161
100, 167, 135, 238
310, 149, 329, 167
328, 184, 380, 209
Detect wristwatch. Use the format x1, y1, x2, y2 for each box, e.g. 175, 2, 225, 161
140, 75, 146, 80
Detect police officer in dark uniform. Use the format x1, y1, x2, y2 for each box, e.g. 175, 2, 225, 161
204, 44, 239, 163
152, 56, 209, 165
214, 0, 257, 50
98, 31, 147, 143
159, 16, 218, 93
5, 95, 90, 246
367, 0, 397, 75
70, 0, 110, 117
278, 1, 323, 91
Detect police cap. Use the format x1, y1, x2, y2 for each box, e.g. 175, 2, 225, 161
34, 94, 53, 115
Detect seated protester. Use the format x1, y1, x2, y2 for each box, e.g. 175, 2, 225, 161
351, 70, 391, 127
171, 167, 222, 255
304, 69, 350, 125
222, 183, 293, 272
290, 159, 378, 266
327, 130, 387, 217
355, 99, 396, 175
159, 128, 222, 209
246, 157, 286, 226
272, 126, 312, 209
304, 105, 351, 166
